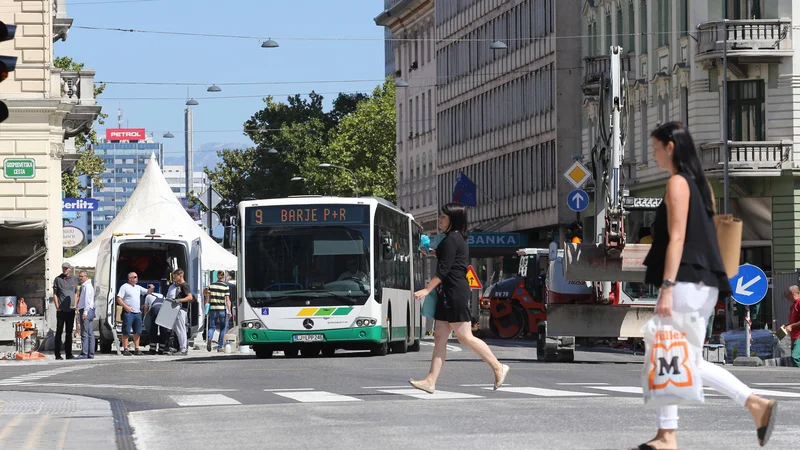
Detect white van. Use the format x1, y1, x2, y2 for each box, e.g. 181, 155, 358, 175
93, 232, 204, 353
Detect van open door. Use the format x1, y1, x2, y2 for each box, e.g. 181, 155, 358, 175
96, 236, 123, 354
189, 237, 203, 340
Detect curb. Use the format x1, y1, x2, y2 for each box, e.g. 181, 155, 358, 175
763, 356, 795, 367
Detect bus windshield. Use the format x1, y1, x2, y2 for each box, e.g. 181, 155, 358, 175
243, 204, 372, 307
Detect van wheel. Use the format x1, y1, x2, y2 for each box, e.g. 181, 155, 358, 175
99, 333, 112, 354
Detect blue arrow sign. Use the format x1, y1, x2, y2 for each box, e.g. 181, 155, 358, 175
729, 264, 768, 306
567, 189, 589, 212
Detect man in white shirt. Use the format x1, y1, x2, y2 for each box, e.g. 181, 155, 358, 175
77, 270, 95, 359
116, 272, 155, 356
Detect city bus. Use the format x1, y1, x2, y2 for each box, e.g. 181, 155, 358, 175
236, 196, 425, 358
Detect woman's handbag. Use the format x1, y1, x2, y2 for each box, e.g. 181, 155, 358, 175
713, 214, 743, 279
421, 288, 437, 318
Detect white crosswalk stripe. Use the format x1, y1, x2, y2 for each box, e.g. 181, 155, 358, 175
378, 388, 483, 400
170, 394, 241, 407
273, 390, 361, 403
487, 386, 606, 397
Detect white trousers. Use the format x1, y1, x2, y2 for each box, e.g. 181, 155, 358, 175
172, 309, 188, 352
657, 282, 753, 430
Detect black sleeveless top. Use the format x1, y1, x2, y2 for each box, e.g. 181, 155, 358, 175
643, 172, 732, 298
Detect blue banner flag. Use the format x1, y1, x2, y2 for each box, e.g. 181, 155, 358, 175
452, 172, 477, 207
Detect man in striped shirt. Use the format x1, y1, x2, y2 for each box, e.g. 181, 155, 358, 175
206, 270, 231, 352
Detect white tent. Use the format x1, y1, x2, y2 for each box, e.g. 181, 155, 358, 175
67, 153, 237, 271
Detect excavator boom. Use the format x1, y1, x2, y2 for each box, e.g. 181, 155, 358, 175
562, 243, 650, 282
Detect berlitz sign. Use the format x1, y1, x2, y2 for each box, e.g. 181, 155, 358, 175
62, 198, 99, 211
106, 128, 146, 140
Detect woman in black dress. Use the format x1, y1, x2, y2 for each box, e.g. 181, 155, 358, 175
632, 122, 777, 450
410, 203, 510, 394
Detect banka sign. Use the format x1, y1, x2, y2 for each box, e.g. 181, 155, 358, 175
62, 198, 99, 212
106, 128, 146, 141
431, 232, 528, 249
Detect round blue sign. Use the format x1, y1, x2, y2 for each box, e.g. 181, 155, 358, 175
729, 264, 768, 306
567, 189, 589, 212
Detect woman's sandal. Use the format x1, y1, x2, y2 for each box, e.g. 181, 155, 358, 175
409, 379, 435, 394
757, 399, 778, 447
493, 364, 510, 390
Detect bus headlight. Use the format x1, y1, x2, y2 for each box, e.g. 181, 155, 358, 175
243, 320, 264, 330
355, 317, 377, 327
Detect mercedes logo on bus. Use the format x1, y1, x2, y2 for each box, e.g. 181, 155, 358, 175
303, 319, 314, 330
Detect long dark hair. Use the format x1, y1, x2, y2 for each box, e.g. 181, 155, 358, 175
651, 121, 715, 216
441, 202, 468, 237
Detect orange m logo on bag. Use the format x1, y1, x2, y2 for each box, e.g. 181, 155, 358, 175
648, 339, 695, 390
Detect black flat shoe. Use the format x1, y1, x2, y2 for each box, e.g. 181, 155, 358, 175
757, 399, 778, 447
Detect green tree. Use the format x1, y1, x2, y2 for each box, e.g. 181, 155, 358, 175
55, 56, 108, 198
322, 79, 397, 201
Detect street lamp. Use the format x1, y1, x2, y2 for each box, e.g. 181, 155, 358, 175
490, 40, 508, 50
207, 84, 222, 92
319, 163, 359, 197
261, 39, 279, 48
186, 98, 199, 106
267, 148, 278, 154
163, 132, 175, 138
395, 79, 409, 88
290, 176, 304, 182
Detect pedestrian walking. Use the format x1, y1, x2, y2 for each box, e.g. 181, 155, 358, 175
166, 269, 194, 355
116, 272, 155, 356
206, 270, 231, 352
52, 262, 78, 360
76, 270, 95, 359
784, 286, 800, 368
410, 203, 509, 394
633, 122, 777, 449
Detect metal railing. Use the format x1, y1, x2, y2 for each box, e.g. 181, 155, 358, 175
697, 19, 792, 55
583, 54, 632, 85
699, 140, 793, 171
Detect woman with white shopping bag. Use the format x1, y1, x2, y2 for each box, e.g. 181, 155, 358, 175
632, 122, 778, 450
409, 203, 510, 394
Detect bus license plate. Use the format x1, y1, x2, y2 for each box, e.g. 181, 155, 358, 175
293, 334, 324, 342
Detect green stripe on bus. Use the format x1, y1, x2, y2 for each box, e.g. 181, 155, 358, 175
314, 307, 337, 316
332, 307, 353, 316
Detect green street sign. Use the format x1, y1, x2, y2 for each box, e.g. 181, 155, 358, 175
4, 158, 35, 179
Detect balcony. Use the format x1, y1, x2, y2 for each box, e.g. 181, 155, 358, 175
696, 19, 792, 73
582, 55, 633, 96
53, 0, 74, 42
699, 140, 794, 176
60, 70, 103, 140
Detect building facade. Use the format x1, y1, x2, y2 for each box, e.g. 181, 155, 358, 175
375, 0, 439, 233
163, 165, 208, 200
581, 0, 799, 326
92, 138, 164, 236
434, 0, 584, 245
0, 0, 101, 325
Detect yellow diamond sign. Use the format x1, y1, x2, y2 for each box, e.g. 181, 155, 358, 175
563, 161, 591, 189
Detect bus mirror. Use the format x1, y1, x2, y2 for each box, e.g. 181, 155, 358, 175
223, 227, 233, 249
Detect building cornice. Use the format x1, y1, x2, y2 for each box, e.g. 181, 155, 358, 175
374, 0, 433, 31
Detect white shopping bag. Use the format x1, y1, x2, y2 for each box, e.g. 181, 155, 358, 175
640, 312, 705, 407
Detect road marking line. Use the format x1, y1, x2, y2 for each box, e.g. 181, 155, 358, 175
753, 383, 800, 386
55, 416, 71, 450
23, 414, 49, 450
17, 382, 236, 393
460, 384, 512, 387
170, 394, 241, 407
418, 341, 462, 352
361, 385, 410, 389
379, 388, 482, 400
273, 391, 361, 403
263, 388, 314, 392
747, 388, 800, 398
557, 382, 610, 386
586, 386, 643, 394
488, 387, 605, 397
0, 414, 23, 443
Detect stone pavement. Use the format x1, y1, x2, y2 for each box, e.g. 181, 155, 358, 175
0, 391, 117, 450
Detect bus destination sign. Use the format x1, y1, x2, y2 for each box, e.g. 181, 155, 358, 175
247, 204, 368, 226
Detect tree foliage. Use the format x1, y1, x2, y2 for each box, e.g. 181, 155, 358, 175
205, 79, 396, 221
55, 56, 108, 198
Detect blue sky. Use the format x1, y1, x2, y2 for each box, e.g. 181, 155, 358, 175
57, 0, 388, 165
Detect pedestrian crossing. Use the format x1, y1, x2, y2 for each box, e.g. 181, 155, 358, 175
166, 382, 800, 408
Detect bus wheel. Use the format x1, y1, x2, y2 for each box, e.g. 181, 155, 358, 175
321, 346, 336, 357
370, 341, 388, 356
254, 346, 273, 359
284, 347, 299, 358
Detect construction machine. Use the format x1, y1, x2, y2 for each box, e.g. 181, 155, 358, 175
526, 46, 658, 362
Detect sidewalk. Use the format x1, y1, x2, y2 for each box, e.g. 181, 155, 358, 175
0, 391, 117, 449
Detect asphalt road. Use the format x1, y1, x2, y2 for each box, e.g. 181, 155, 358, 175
1, 338, 799, 449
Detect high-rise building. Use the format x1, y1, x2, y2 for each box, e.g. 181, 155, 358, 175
434, 1, 584, 255
163, 165, 208, 200
91, 129, 164, 237
375, 0, 439, 233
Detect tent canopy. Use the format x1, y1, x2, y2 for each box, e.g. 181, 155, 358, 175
66, 153, 237, 271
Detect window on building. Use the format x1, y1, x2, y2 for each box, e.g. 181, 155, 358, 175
657, 0, 670, 48
639, 0, 648, 52
628, 104, 636, 162
415, 96, 420, 136
605, 12, 612, 54
727, 0, 763, 20
727, 80, 765, 141
628, 2, 636, 52
680, 0, 689, 36
658, 94, 669, 125
421, 92, 426, 133
616, 6, 623, 48
409, 99, 414, 136
680, 86, 689, 126
640, 101, 648, 163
